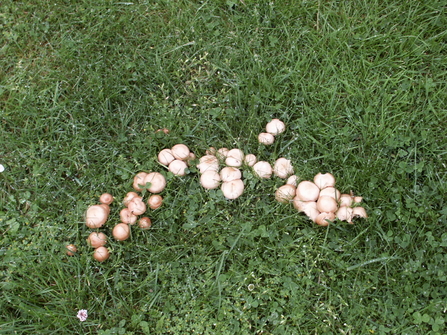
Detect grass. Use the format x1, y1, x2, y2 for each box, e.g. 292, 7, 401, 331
1, 0, 447, 333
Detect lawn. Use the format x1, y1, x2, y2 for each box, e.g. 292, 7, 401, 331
1, 0, 447, 334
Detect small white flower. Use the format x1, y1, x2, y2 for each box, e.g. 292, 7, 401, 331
0, 164, 4, 173
77, 309, 88, 322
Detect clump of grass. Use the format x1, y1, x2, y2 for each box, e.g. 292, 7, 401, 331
1, 0, 447, 334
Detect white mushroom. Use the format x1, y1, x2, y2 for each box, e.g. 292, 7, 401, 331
158, 149, 175, 166
244, 154, 257, 167
252, 161, 272, 179
169, 159, 188, 176
171, 144, 190, 160
313, 173, 336, 189
295, 181, 320, 202
221, 179, 244, 199
258, 132, 275, 145
266, 119, 286, 135
275, 184, 296, 204
200, 170, 221, 190
197, 155, 220, 173
225, 149, 244, 167
273, 158, 294, 179
220, 167, 241, 182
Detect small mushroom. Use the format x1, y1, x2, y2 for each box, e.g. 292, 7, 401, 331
113, 223, 131, 241
99, 193, 114, 205
313, 173, 336, 189
144, 172, 166, 193
273, 158, 294, 179
197, 155, 220, 173
93, 246, 110, 262
128, 197, 147, 216
148, 194, 163, 210
266, 119, 286, 135
169, 159, 188, 176
352, 207, 368, 219
315, 212, 335, 226
244, 154, 257, 167
87, 232, 107, 248
120, 208, 138, 225
252, 161, 273, 179
286, 175, 299, 187
225, 149, 244, 167
123, 192, 140, 207
217, 148, 229, 161
85, 205, 108, 228
258, 133, 275, 145
220, 167, 241, 182
275, 184, 296, 204
200, 170, 221, 190
171, 144, 190, 160
295, 181, 320, 202
292, 198, 320, 222
339, 194, 353, 207
336, 206, 354, 223
221, 179, 244, 199
158, 149, 175, 166
138, 217, 152, 229
66, 244, 77, 256
319, 187, 341, 201
316, 195, 338, 213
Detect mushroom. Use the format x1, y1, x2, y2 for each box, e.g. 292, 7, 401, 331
225, 149, 244, 167
295, 181, 320, 202
128, 197, 147, 216
258, 132, 275, 145
66, 244, 77, 256
85, 205, 109, 228
273, 158, 294, 179
336, 206, 353, 223
221, 179, 244, 199
123, 191, 140, 207
113, 223, 131, 241
217, 148, 229, 161
266, 119, 286, 135
313, 173, 336, 189
220, 167, 241, 182
133, 172, 148, 192
319, 187, 341, 201
244, 154, 257, 167
158, 149, 175, 166
316, 195, 338, 213
315, 212, 335, 226
339, 194, 353, 207
353, 196, 363, 203
200, 170, 221, 190
197, 155, 220, 173
169, 159, 188, 176
120, 208, 138, 225
252, 161, 273, 179
171, 144, 190, 160
93, 246, 110, 262
144, 172, 166, 193
352, 207, 368, 219
286, 175, 299, 187
275, 184, 296, 204
87, 232, 107, 248
292, 198, 320, 222
99, 193, 114, 205
138, 217, 152, 229
206, 147, 217, 155
148, 194, 163, 209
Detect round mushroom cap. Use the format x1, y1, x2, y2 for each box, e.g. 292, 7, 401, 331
158, 149, 175, 166
144, 172, 166, 193
244, 154, 257, 167
197, 155, 220, 173
313, 172, 336, 189
275, 184, 296, 203
220, 167, 242, 182
85, 205, 109, 228
252, 161, 272, 179
273, 158, 294, 179
133, 172, 148, 192
258, 132, 275, 145
316, 195, 338, 213
295, 181, 320, 202
169, 159, 188, 176
200, 170, 221, 190
225, 149, 244, 167
171, 144, 190, 160
221, 179, 244, 199
266, 119, 286, 135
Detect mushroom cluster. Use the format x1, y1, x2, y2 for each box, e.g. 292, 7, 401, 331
282, 172, 367, 226
258, 119, 286, 145
158, 143, 195, 176
72, 119, 368, 262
